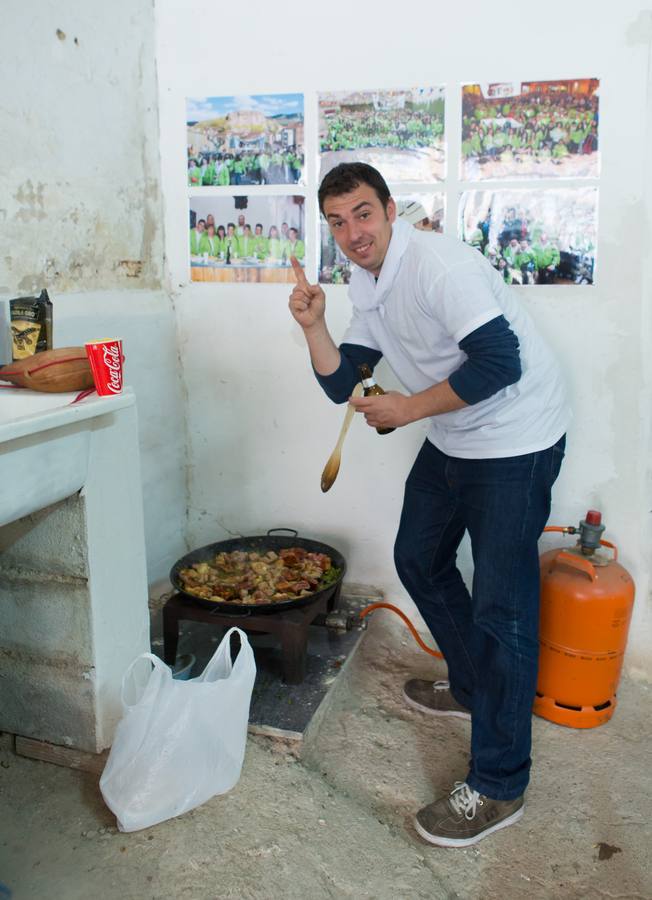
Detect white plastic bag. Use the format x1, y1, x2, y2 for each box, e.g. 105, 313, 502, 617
100, 627, 256, 832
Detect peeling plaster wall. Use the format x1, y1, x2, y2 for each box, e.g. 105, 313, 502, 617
156, 0, 652, 678
0, 1, 164, 293
1, 1, 187, 583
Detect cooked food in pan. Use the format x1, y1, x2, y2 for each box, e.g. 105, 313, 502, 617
178, 546, 341, 604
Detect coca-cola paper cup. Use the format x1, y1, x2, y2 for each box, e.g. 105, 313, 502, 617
85, 339, 124, 396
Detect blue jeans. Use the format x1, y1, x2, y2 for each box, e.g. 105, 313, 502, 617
394, 435, 566, 800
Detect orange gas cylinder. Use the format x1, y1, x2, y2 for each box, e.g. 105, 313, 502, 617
534, 510, 635, 728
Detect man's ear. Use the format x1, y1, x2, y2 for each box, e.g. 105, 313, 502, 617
387, 197, 397, 223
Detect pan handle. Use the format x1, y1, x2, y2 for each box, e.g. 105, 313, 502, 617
267, 528, 299, 538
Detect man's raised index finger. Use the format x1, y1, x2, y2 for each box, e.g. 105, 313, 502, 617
290, 255, 310, 288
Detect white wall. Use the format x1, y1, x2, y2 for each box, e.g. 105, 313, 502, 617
52, 291, 188, 580
1, 0, 188, 583
156, 0, 652, 679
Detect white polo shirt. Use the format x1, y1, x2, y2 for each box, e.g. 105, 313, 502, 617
342, 220, 571, 459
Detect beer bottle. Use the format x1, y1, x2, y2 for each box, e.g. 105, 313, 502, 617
358, 363, 396, 435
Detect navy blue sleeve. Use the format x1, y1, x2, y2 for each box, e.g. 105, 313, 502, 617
313, 343, 383, 404
448, 315, 521, 405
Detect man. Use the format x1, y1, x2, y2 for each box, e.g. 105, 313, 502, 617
515, 238, 537, 285
252, 223, 268, 260
502, 237, 522, 269
288, 163, 569, 848
201, 157, 215, 186
224, 222, 240, 259
284, 226, 305, 262
532, 233, 561, 285
239, 224, 256, 258
499, 207, 524, 245
187, 158, 202, 187
189, 218, 205, 256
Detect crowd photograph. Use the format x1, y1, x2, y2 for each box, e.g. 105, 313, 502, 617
319, 87, 446, 183
461, 79, 600, 181
189, 195, 305, 283
319, 193, 445, 284
459, 188, 598, 285
187, 93, 305, 186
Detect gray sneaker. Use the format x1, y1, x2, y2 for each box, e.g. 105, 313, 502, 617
403, 679, 471, 720
415, 782, 524, 847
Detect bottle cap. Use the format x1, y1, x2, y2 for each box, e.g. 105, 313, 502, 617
585, 509, 602, 525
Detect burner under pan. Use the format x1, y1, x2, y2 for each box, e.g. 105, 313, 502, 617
162, 585, 341, 684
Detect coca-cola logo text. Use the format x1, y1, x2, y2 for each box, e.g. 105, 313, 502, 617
102, 343, 123, 394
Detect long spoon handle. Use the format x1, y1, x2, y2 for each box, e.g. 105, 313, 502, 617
320, 382, 363, 492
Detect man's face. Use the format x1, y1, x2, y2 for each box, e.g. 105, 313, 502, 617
227, 225, 235, 236
323, 183, 396, 277
255, 225, 262, 235
238, 215, 245, 226
197, 221, 205, 233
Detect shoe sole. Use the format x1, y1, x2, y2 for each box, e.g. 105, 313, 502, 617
414, 806, 524, 848
402, 688, 471, 720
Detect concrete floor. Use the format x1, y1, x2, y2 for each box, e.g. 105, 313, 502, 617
1, 609, 651, 900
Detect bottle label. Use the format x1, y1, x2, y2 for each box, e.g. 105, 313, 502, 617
361, 377, 375, 389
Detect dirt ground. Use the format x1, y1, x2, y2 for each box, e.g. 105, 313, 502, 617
1, 610, 651, 900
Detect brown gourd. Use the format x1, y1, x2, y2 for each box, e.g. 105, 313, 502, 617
0, 346, 95, 393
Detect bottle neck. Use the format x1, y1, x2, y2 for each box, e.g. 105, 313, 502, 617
361, 376, 376, 389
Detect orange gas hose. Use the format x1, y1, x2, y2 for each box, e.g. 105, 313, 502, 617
358, 602, 444, 658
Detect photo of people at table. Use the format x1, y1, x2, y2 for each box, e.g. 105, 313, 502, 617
319, 193, 444, 284
459, 188, 597, 285
189, 195, 305, 282
461, 79, 599, 181
319, 86, 445, 184
187, 93, 305, 186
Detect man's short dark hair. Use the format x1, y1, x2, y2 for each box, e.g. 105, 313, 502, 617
318, 163, 391, 214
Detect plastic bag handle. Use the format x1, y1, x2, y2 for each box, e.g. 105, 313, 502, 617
120, 652, 169, 709
201, 627, 254, 681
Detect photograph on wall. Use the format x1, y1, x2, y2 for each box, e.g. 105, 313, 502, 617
318, 86, 445, 184
461, 79, 600, 181
189, 195, 305, 283
458, 187, 598, 285
319, 192, 445, 285
187, 94, 305, 186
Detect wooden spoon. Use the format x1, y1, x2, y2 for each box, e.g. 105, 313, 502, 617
321, 382, 363, 493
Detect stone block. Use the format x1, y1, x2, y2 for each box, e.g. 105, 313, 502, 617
0, 578, 92, 661
0, 655, 98, 752
0, 494, 89, 579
